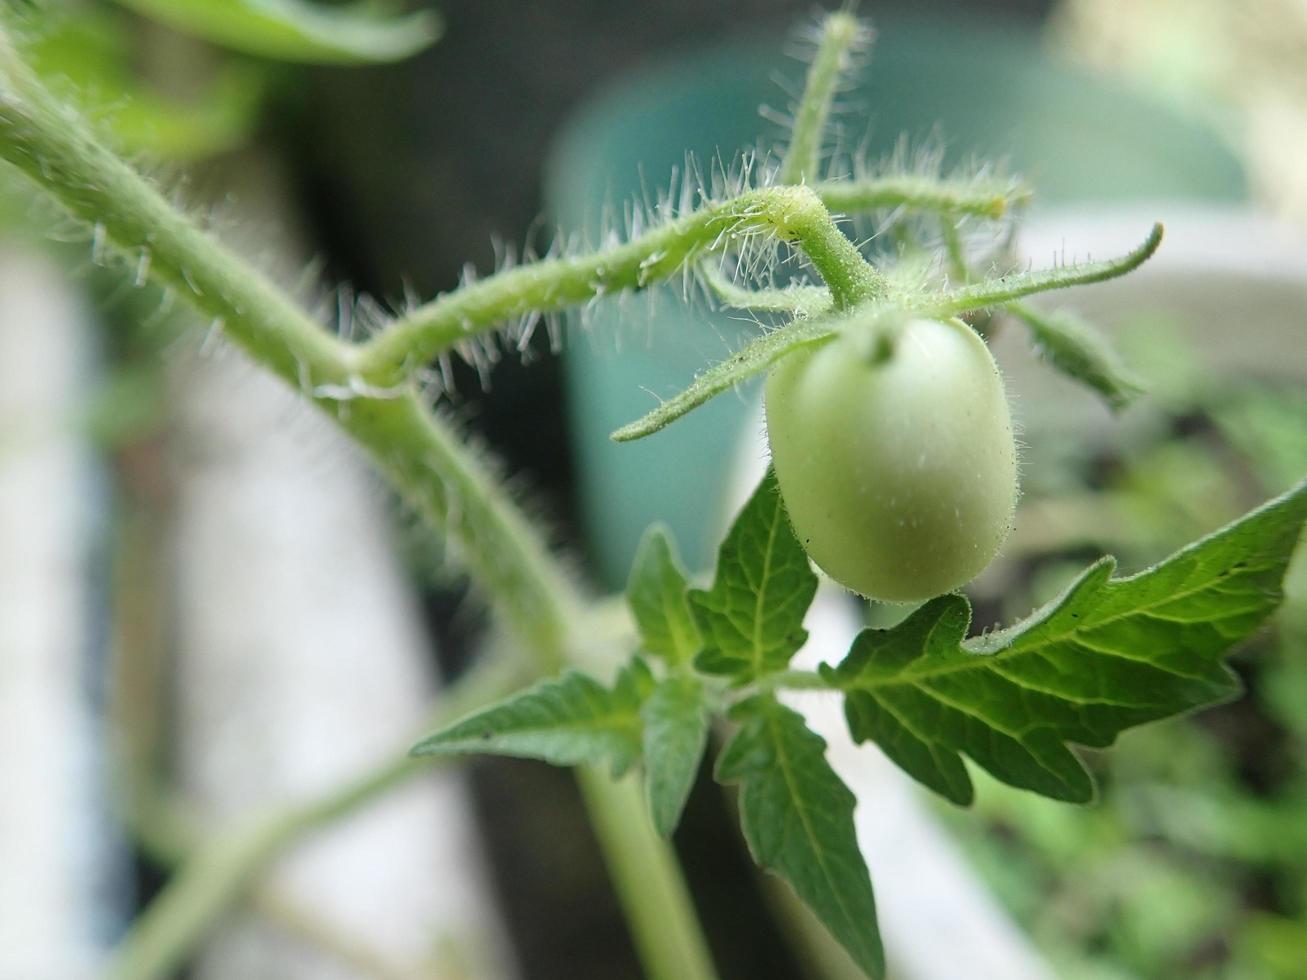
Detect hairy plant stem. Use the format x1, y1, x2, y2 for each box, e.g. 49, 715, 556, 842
778, 12, 862, 184
359, 184, 883, 380
0, 28, 720, 980
0, 27, 574, 659
816, 175, 1029, 220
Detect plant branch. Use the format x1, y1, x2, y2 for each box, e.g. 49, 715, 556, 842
108, 656, 527, 980
930, 222, 1164, 315
815, 174, 1031, 220
0, 30, 349, 390
778, 11, 865, 185
701, 261, 833, 316
0, 30, 717, 980
0, 25, 578, 658
357, 184, 883, 378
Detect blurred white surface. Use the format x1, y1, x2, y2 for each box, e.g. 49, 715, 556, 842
167, 343, 515, 979
0, 247, 109, 980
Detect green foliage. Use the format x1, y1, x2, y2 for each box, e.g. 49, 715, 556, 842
626, 525, 700, 666
640, 675, 711, 837
823, 477, 1307, 805
716, 696, 883, 978
112, 0, 441, 64
3, 4, 1303, 976
1008, 302, 1144, 410
21, 9, 263, 159
411, 661, 653, 778
409, 465, 1307, 980
688, 469, 818, 681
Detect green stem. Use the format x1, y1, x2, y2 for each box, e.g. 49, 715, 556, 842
776, 188, 884, 308
932, 222, 1165, 315
700, 261, 833, 316
357, 184, 882, 378
759, 669, 836, 694
815, 175, 1030, 220
0, 29, 717, 980
576, 768, 720, 980
0, 26, 576, 658
778, 12, 863, 185
0, 31, 347, 391
108, 658, 526, 980
939, 217, 970, 285
332, 393, 578, 664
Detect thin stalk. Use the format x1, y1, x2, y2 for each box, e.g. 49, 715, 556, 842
778, 12, 864, 185
576, 768, 720, 980
108, 657, 526, 980
931, 222, 1164, 315
0, 31, 346, 390
815, 175, 1030, 220
0, 25, 575, 658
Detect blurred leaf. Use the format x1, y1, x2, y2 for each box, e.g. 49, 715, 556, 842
411, 661, 652, 778
690, 468, 817, 681
113, 0, 441, 64
79, 365, 165, 448
1213, 386, 1307, 494
1008, 301, 1143, 410
716, 696, 884, 979
23, 10, 264, 159
1233, 914, 1307, 980
626, 525, 700, 666
640, 675, 710, 836
823, 479, 1307, 804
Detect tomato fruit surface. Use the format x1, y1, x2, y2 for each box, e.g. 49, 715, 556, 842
764, 317, 1018, 602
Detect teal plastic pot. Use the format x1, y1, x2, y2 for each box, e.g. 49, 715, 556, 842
545, 14, 1244, 590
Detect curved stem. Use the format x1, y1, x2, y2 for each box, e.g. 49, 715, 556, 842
0, 25, 577, 658
778, 12, 865, 185
0, 30, 349, 391
700, 261, 832, 316
932, 222, 1165, 315
357, 184, 883, 378
108, 657, 526, 980
0, 28, 715, 980
815, 175, 1030, 220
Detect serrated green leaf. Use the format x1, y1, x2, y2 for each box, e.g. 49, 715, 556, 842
823, 478, 1307, 805
690, 469, 817, 681
411, 660, 653, 777
716, 696, 884, 979
1007, 301, 1143, 410
627, 525, 701, 665
641, 675, 711, 837
114, 0, 440, 65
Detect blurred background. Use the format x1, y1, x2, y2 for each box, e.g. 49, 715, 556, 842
1, 1, 1305, 978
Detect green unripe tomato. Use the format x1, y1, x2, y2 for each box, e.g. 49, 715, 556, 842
764, 317, 1018, 602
